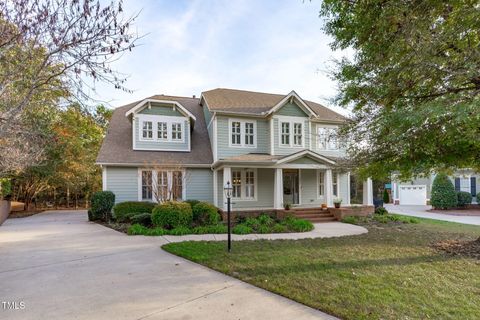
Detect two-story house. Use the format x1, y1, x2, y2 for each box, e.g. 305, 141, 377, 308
96, 88, 374, 212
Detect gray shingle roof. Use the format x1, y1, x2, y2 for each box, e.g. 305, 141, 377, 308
96, 95, 213, 165
202, 88, 347, 122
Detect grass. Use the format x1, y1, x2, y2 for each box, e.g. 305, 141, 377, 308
163, 217, 480, 320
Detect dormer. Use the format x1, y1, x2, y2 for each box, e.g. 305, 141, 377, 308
125, 98, 196, 152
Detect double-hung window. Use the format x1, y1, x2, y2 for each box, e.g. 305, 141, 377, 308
318, 171, 325, 197
157, 171, 168, 201
293, 123, 302, 146
281, 122, 290, 146
142, 121, 153, 139
332, 173, 338, 197
142, 171, 153, 200
229, 120, 256, 147
318, 127, 338, 150
231, 169, 256, 200
157, 122, 167, 140
172, 171, 183, 201
171, 123, 182, 141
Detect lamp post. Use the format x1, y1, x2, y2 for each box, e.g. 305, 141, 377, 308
223, 181, 233, 252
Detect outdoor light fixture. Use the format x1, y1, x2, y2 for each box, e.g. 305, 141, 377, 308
223, 181, 233, 252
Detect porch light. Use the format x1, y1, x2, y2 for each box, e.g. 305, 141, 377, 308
223, 181, 233, 252
224, 181, 233, 199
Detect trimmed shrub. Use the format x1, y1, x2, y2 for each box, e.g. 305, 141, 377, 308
375, 207, 388, 215
185, 199, 200, 208
131, 213, 152, 227
233, 224, 253, 235
152, 201, 193, 229
383, 189, 390, 203
113, 201, 156, 222
457, 191, 472, 207
90, 191, 115, 221
431, 173, 457, 209
192, 202, 220, 226
168, 226, 191, 235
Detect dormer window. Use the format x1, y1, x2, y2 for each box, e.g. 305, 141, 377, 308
279, 119, 303, 147
142, 121, 153, 139
157, 122, 167, 140
172, 122, 182, 141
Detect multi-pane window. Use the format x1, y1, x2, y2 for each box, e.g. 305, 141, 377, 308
460, 177, 470, 193
318, 171, 325, 197
157, 122, 167, 140
142, 121, 153, 139
231, 121, 241, 145
245, 170, 255, 198
293, 123, 302, 146
172, 171, 183, 201
332, 173, 338, 197
281, 122, 290, 145
172, 123, 182, 141
157, 171, 168, 201
245, 122, 254, 146
232, 170, 242, 198
318, 127, 338, 150
142, 171, 153, 200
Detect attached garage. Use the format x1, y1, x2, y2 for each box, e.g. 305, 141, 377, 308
398, 185, 427, 205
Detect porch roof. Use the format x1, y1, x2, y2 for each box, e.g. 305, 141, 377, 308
213, 150, 338, 169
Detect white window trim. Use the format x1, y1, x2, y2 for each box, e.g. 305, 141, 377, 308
137, 114, 186, 143
277, 117, 306, 148
457, 175, 472, 193
231, 168, 258, 201
317, 124, 339, 151
228, 118, 257, 148
138, 168, 187, 202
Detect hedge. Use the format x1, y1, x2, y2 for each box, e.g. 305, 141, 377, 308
131, 213, 152, 227
430, 173, 457, 209
113, 201, 156, 222
192, 202, 220, 226
457, 191, 472, 207
152, 201, 193, 229
90, 191, 115, 221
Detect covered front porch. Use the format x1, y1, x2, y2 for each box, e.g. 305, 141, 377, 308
212, 150, 373, 212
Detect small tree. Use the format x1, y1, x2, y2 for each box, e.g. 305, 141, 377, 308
430, 174, 457, 209
383, 189, 389, 204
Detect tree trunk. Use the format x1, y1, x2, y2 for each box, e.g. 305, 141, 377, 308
66, 187, 70, 208
85, 191, 89, 209
75, 191, 78, 209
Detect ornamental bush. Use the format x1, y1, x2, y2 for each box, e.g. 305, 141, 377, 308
456, 191, 472, 207
152, 201, 193, 229
113, 201, 156, 222
184, 199, 200, 208
90, 191, 115, 221
430, 174, 457, 209
131, 213, 152, 227
192, 202, 220, 226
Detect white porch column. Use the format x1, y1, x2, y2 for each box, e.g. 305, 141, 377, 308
223, 167, 231, 211
325, 169, 333, 207
274, 168, 283, 209
213, 169, 218, 207
363, 178, 373, 206
346, 171, 351, 205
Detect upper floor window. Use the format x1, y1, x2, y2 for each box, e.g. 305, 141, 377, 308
318, 127, 338, 150
229, 119, 256, 147
157, 122, 167, 140
231, 169, 256, 200
280, 119, 303, 147
142, 121, 153, 139
172, 122, 182, 141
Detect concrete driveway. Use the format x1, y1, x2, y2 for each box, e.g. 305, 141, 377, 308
386, 204, 480, 226
0, 210, 339, 320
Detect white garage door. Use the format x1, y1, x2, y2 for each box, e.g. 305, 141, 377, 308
399, 185, 427, 205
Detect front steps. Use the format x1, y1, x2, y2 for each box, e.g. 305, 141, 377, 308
291, 208, 336, 223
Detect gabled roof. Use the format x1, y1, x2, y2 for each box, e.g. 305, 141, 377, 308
96, 95, 212, 165
202, 88, 347, 122
125, 98, 197, 121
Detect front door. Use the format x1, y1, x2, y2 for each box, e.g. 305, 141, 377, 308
283, 169, 299, 205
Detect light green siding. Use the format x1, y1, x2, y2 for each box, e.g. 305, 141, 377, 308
290, 157, 323, 165
134, 118, 189, 151
339, 172, 349, 202
272, 118, 311, 155
300, 169, 324, 206
139, 104, 183, 116
186, 168, 213, 203
216, 116, 270, 159
105, 166, 138, 203
275, 102, 308, 117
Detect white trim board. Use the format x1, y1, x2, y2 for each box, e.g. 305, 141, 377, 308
125, 98, 197, 121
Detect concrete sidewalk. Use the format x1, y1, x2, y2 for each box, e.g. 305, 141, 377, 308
0, 210, 361, 320
386, 204, 480, 226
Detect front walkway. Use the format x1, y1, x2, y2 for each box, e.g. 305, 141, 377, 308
386, 204, 480, 226
0, 210, 366, 320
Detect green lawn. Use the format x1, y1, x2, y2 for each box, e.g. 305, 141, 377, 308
163, 216, 480, 320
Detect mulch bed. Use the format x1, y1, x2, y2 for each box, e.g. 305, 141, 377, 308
433, 237, 480, 260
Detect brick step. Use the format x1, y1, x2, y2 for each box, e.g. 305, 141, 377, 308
294, 212, 334, 219
304, 216, 337, 223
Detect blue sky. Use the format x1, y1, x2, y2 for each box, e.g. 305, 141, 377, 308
92, 0, 349, 115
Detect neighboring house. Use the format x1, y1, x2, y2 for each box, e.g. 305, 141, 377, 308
96, 88, 374, 211
391, 169, 479, 205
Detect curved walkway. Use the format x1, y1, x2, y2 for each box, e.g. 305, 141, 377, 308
0, 210, 366, 320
